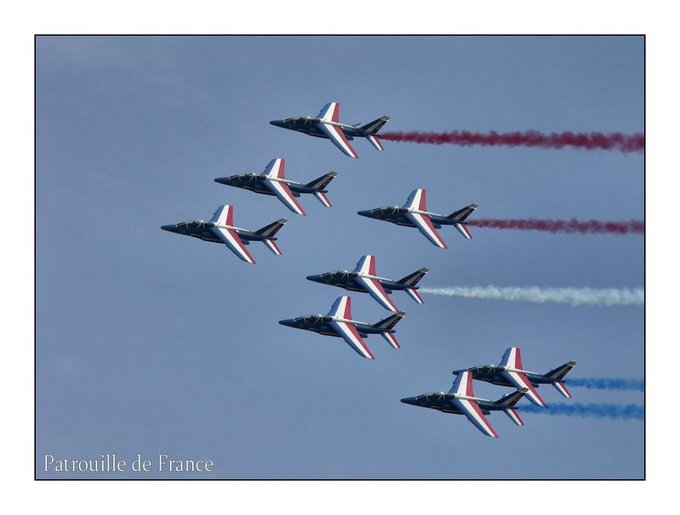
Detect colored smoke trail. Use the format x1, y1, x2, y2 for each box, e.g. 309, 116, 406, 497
567, 378, 644, 392
379, 130, 644, 153
518, 403, 643, 420
420, 286, 643, 307
467, 219, 644, 235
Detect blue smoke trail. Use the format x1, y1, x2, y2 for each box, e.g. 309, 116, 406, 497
518, 403, 643, 420
566, 378, 644, 392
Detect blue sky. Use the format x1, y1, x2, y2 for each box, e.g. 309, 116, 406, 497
36, 35, 643, 479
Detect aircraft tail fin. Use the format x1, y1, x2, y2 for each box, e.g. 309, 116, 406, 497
397, 267, 429, 287
373, 311, 405, 331
305, 171, 337, 191
447, 203, 479, 222
496, 388, 529, 408
544, 361, 577, 381
306, 172, 337, 207
358, 116, 390, 135
397, 268, 429, 304
255, 218, 287, 256
255, 218, 287, 238
496, 388, 528, 426
373, 311, 404, 350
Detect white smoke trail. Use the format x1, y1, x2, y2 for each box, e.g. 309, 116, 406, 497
420, 286, 643, 307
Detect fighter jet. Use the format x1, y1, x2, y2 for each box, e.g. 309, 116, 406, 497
269, 102, 389, 158
161, 205, 286, 264
453, 347, 577, 407
306, 254, 429, 312
357, 188, 478, 248
214, 158, 337, 216
401, 371, 529, 438
279, 296, 405, 359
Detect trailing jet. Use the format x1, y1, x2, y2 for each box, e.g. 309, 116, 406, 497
306, 254, 429, 312
279, 296, 404, 359
357, 188, 478, 248
161, 205, 286, 264
214, 158, 337, 216
270, 102, 389, 158
453, 347, 577, 407
401, 371, 528, 438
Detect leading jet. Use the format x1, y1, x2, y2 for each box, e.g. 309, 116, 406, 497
214, 158, 337, 216
161, 205, 287, 264
401, 371, 529, 438
270, 102, 390, 158
358, 188, 478, 249
279, 296, 405, 359
306, 254, 429, 312
453, 347, 577, 407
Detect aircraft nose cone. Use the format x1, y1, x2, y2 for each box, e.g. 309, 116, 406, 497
357, 210, 373, 218
270, 119, 286, 128
214, 177, 231, 185
306, 274, 323, 283
279, 318, 296, 328
161, 224, 179, 233
400, 397, 418, 406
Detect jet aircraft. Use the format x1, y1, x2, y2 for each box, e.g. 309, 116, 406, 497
306, 254, 429, 312
270, 102, 389, 158
453, 347, 576, 407
214, 158, 337, 216
401, 371, 528, 438
279, 296, 404, 359
161, 205, 286, 264
357, 188, 478, 248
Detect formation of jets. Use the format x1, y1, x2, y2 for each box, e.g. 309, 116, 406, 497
404, 348, 576, 437
162, 101, 577, 438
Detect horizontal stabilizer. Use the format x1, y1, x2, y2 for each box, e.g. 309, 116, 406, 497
367, 135, 384, 151
552, 381, 572, 399
381, 331, 400, 349
504, 408, 525, 426
313, 191, 332, 208
263, 239, 282, 256
405, 288, 424, 304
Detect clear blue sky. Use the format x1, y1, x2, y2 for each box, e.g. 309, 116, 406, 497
36, 35, 643, 479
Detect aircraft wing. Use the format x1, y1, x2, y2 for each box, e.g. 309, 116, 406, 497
501, 371, 546, 407
355, 276, 399, 312
405, 212, 448, 249
451, 398, 499, 438
210, 227, 256, 264
318, 122, 359, 158
263, 179, 306, 215
328, 320, 375, 359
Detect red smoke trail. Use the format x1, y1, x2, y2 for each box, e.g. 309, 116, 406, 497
467, 219, 644, 235
379, 130, 644, 153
